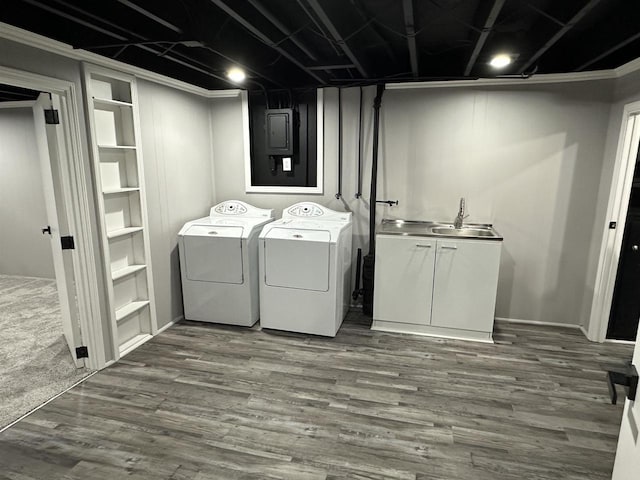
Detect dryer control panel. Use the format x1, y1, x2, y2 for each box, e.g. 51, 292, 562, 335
288, 204, 324, 217
283, 202, 351, 223
213, 202, 247, 215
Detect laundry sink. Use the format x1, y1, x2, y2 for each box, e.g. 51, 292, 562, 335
377, 219, 502, 240
430, 226, 497, 238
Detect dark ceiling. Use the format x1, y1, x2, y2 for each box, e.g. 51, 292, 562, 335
2, 0, 640, 92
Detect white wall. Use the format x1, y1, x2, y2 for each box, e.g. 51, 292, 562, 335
137, 79, 215, 328
210, 82, 613, 326
0, 106, 55, 278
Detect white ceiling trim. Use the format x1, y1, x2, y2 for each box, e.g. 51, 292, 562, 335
0, 22, 240, 98
386, 70, 617, 90
615, 56, 640, 77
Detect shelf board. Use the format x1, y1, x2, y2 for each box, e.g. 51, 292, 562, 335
119, 333, 152, 357
103, 187, 140, 195
93, 97, 133, 109
115, 300, 150, 323
98, 144, 136, 151
112, 264, 147, 282
107, 226, 144, 240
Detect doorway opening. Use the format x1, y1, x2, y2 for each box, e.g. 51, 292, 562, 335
589, 101, 640, 343
608, 139, 640, 340
0, 85, 91, 427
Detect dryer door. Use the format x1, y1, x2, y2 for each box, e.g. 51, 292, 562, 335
183, 225, 244, 284
264, 228, 330, 291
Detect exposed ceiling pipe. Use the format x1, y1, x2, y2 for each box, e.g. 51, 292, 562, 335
247, 0, 318, 62
402, 0, 419, 78
35, 0, 286, 88
304, 0, 369, 78
115, 0, 183, 34
22, 0, 127, 40
349, 0, 397, 64
295, 0, 342, 57
24, 0, 242, 87
576, 31, 640, 72
518, 0, 602, 74
208, 0, 325, 83
464, 0, 506, 76
307, 64, 356, 70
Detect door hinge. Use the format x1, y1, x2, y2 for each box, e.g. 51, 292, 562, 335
61, 235, 75, 250
75, 346, 89, 359
609, 221, 617, 229
44, 108, 60, 125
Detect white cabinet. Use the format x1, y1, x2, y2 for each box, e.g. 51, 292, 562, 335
373, 236, 435, 325
83, 65, 157, 360
372, 234, 502, 342
430, 240, 501, 333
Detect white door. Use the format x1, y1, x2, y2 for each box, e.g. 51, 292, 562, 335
611, 327, 640, 479
373, 235, 435, 325
32, 93, 84, 368
430, 240, 501, 332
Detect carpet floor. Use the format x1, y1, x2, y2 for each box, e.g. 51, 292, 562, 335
0, 274, 90, 428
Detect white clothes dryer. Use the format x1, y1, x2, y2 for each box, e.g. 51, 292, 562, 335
259, 202, 352, 336
178, 200, 274, 326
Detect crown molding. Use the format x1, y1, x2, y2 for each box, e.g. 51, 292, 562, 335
615, 56, 640, 77
386, 70, 617, 90
0, 22, 240, 98
1, 21, 639, 96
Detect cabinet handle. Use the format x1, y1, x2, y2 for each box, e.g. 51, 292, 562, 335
441, 245, 457, 250
415, 244, 431, 248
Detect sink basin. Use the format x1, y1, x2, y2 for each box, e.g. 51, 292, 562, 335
431, 227, 496, 238
378, 219, 502, 240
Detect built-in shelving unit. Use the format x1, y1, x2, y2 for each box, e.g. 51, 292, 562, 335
83, 65, 157, 360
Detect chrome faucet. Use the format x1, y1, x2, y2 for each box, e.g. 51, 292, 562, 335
454, 197, 467, 229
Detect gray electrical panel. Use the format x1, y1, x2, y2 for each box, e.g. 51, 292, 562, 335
265, 108, 293, 155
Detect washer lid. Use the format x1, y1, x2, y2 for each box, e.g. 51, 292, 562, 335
183, 225, 244, 284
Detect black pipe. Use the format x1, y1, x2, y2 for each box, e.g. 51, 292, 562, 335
352, 248, 362, 301
368, 84, 385, 255
336, 87, 343, 199
362, 84, 385, 316
356, 86, 363, 198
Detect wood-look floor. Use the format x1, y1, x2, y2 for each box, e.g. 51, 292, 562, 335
0, 312, 633, 479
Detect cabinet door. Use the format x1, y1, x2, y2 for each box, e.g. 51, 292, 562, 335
373, 235, 435, 325
431, 240, 501, 332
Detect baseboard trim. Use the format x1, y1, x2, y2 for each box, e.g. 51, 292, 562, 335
0, 370, 98, 434
157, 316, 183, 335
604, 338, 636, 345
495, 317, 581, 329
579, 326, 590, 340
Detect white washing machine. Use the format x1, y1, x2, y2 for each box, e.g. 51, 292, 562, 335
259, 202, 352, 337
178, 200, 274, 326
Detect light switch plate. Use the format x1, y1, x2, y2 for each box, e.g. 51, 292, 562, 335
282, 157, 292, 172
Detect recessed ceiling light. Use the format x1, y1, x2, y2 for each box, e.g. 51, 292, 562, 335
489, 54, 512, 68
227, 67, 246, 83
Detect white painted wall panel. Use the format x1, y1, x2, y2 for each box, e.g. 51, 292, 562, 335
137, 79, 215, 328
